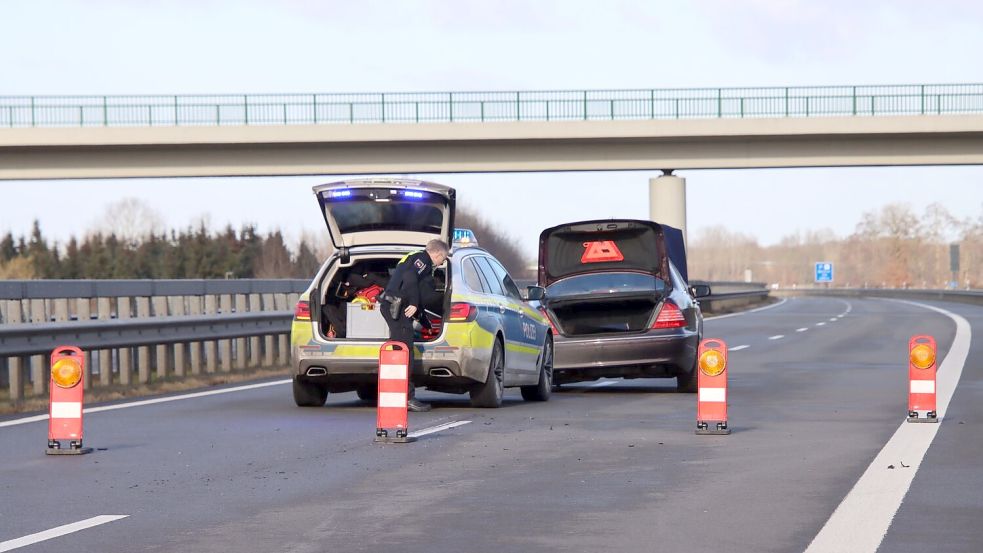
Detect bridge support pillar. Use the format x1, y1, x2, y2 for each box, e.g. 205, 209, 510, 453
649, 172, 687, 245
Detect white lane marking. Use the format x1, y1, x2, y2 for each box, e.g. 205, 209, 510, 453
837, 300, 853, 318
797, 327, 809, 332
769, 335, 784, 340
816, 322, 826, 326
730, 345, 750, 351
704, 297, 788, 321
829, 317, 838, 322
408, 420, 471, 438
0, 379, 291, 429
0, 515, 128, 552
805, 300, 970, 553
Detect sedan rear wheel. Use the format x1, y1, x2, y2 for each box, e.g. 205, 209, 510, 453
521, 338, 553, 402
676, 355, 698, 393
470, 340, 504, 408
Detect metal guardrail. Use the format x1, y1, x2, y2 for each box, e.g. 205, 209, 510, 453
0, 311, 292, 358
2, 84, 982, 128
0, 279, 310, 300
776, 288, 983, 306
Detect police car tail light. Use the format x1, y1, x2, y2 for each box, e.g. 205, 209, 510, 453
294, 300, 311, 321
537, 307, 560, 335
652, 300, 686, 329
448, 302, 478, 322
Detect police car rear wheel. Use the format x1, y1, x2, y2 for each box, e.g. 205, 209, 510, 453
293, 377, 328, 407
356, 386, 377, 404
470, 340, 504, 408
521, 338, 553, 402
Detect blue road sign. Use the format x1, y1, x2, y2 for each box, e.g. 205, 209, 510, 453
815, 262, 834, 283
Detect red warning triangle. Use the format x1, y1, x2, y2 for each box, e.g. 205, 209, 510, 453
581, 241, 624, 263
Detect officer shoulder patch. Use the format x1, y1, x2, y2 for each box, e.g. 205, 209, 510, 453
414, 259, 426, 272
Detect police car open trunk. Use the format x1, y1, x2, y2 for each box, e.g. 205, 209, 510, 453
537, 220, 686, 337
312, 178, 455, 342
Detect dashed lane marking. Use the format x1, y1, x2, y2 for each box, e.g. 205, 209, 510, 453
816, 322, 826, 326
0, 515, 129, 552
797, 328, 809, 332
408, 420, 472, 439
769, 335, 784, 340
730, 345, 750, 351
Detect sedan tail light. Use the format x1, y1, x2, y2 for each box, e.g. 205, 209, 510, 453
447, 302, 478, 322
294, 300, 311, 321
538, 306, 560, 335
652, 300, 686, 329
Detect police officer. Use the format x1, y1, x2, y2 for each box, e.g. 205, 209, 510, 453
380, 239, 450, 412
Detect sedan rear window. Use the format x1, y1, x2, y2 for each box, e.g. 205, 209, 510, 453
547, 272, 666, 296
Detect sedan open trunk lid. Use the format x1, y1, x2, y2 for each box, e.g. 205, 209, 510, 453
538, 219, 681, 287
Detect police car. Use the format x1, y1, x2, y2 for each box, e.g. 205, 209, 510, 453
290, 178, 553, 408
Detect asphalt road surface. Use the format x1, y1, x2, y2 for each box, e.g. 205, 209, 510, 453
1, 296, 980, 553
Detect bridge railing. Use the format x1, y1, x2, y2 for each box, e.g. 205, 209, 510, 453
2, 84, 982, 128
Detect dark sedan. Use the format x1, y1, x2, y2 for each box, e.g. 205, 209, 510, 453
532, 219, 709, 392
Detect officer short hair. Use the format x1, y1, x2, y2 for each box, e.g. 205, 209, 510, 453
426, 239, 450, 254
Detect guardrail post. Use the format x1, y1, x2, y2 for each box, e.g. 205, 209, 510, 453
515, 92, 520, 120
243, 95, 249, 125
29, 298, 46, 396
449, 92, 454, 122
173, 95, 179, 125
717, 88, 722, 117
262, 293, 275, 367
381, 93, 386, 123
117, 297, 133, 386
136, 297, 152, 383
169, 296, 187, 377
235, 294, 248, 370
74, 298, 93, 390
920, 85, 925, 115
6, 300, 25, 403
30, 96, 35, 127
153, 296, 170, 380
190, 295, 205, 375
275, 293, 289, 366
852, 86, 857, 115
248, 293, 262, 368
204, 295, 218, 373
103, 96, 108, 126
785, 87, 790, 117
220, 294, 233, 372
97, 298, 113, 386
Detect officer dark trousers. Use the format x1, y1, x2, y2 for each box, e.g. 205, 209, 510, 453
380, 299, 430, 411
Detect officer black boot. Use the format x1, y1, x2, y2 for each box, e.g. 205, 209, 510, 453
406, 383, 431, 412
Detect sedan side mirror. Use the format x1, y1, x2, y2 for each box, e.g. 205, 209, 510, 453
690, 284, 711, 299
525, 286, 546, 301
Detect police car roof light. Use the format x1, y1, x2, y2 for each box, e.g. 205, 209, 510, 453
403, 190, 425, 199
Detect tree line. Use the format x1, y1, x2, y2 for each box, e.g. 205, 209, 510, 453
688, 203, 982, 288
0, 202, 531, 280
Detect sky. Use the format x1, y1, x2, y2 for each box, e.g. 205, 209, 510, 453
2, 0, 982, 259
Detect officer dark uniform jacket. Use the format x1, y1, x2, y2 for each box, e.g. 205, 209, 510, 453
380, 250, 439, 411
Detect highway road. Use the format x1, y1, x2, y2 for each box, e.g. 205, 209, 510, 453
1, 296, 980, 553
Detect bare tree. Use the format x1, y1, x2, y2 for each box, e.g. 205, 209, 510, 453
92, 197, 165, 246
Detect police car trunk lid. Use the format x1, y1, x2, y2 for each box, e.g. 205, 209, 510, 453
314, 179, 456, 249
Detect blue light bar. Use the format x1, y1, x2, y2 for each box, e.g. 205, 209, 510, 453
329, 190, 352, 198
403, 190, 425, 199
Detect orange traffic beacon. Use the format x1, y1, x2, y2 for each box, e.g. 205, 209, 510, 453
46, 346, 93, 455
907, 335, 938, 423
375, 341, 416, 443
696, 339, 730, 435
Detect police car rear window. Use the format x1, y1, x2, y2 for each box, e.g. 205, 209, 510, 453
328, 201, 443, 234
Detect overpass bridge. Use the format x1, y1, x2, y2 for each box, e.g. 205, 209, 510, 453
3, 83, 983, 237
